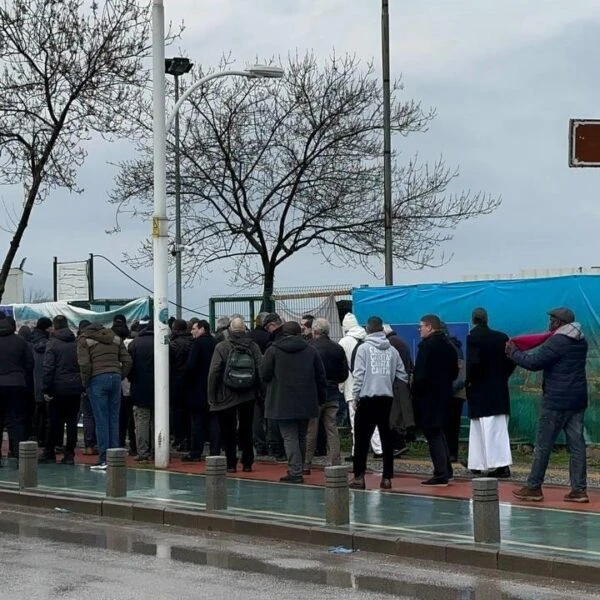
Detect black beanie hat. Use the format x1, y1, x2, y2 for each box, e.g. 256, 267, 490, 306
36, 317, 52, 331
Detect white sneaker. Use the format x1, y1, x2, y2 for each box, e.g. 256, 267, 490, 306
90, 463, 107, 471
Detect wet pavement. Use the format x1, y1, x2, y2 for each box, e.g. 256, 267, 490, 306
0, 504, 598, 599
0, 461, 599, 565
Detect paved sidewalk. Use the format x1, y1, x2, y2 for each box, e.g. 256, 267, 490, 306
1, 447, 599, 574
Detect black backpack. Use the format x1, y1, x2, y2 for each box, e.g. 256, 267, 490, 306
350, 339, 364, 373
223, 344, 256, 390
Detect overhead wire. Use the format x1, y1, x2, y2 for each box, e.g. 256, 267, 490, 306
92, 254, 209, 317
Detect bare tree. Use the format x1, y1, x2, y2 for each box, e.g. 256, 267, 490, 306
0, 0, 180, 302
111, 52, 501, 309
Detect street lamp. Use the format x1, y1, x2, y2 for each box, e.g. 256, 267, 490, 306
152, 0, 284, 468
165, 57, 193, 320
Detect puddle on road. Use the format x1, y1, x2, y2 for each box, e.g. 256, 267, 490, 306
0, 516, 575, 599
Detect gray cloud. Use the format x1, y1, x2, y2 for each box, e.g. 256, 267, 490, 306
2, 1, 600, 314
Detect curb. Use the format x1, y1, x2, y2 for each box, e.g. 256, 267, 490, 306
0, 486, 597, 585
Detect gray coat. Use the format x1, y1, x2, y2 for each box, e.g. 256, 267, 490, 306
207, 334, 262, 412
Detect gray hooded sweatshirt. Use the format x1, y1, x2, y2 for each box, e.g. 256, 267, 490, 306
352, 331, 407, 400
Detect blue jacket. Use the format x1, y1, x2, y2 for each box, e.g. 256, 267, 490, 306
509, 323, 588, 411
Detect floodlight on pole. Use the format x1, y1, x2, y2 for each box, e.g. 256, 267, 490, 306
165, 57, 193, 320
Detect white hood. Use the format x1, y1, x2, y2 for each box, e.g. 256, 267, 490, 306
342, 312, 359, 332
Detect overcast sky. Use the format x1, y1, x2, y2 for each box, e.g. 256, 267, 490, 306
2, 0, 600, 316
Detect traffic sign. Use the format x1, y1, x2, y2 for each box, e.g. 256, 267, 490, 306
569, 119, 600, 167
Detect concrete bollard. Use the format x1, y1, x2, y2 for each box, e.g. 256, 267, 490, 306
472, 477, 501, 544
18, 441, 38, 489
325, 465, 350, 526
205, 455, 227, 511
106, 448, 128, 498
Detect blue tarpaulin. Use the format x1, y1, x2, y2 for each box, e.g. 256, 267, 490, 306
353, 275, 600, 443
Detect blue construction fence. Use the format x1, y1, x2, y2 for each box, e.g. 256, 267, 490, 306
353, 275, 600, 444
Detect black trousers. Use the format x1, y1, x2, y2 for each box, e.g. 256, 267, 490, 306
45, 394, 81, 457
443, 397, 464, 460
216, 400, 255, 469
119, 394, 137, 453
252, 400, 268, 454
0, 386, 26, 459
353, 396, 394, 479
188, 407, 221, 459
423, 427, 452, 480
34, 400, 48, 448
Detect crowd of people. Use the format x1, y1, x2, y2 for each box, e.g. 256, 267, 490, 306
0, 304, 589, 503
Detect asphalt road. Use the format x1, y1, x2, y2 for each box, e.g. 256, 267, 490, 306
0, 505, 597, 599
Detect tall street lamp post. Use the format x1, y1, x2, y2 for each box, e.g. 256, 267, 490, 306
165, 57, 193, 320
152, 0, 284, 468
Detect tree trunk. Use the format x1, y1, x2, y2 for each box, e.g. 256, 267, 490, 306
260, 267, 275, 313
0, 176, 42, 303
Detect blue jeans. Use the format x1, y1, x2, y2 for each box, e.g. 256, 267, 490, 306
528, 408, 587, 491
88, 373, 122, 463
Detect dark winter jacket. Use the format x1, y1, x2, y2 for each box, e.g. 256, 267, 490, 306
411, 331, 459, 429
448, 335, 467, 401
184, 333, 216, 412
508, 323, 588, 412
128, 328, 154, 408
309, 335, 349, 388
77, 323, 132, 387
386, 331, 415, 432
43, 328, 83, 396
386, 331, 414, 375
466, 324, 515, 418
261, 334, 326, 420
0, 317, 33, 387
169, 331, 193, 405
31, 327, 50, 402
18, 326, 35, 395
249, 326, 270, 354
207, 333, 262, 412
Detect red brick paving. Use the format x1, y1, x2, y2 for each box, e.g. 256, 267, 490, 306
65, 448, 600, 513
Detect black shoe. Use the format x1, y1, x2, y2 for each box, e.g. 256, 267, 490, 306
372, 453, 383, 459
38, 454, 56, 464
488, 466, 511, 479
60, 454, 75, 465
302, 468, 311, 475
275, 453, 287, 462
449, 455, 458, 463
279, 474, 304, 483
181, 454, 202, 462
242, 465, 252, 473
349, 475, 365, 490
460, 459, 482, 475
226, 467, 236, 473
421, 477, 449, 487
344, 455, 354, 463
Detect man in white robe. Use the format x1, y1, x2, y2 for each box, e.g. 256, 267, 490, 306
465, 308, 516, 477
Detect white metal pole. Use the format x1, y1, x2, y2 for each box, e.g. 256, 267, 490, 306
152, 0, 170, 468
